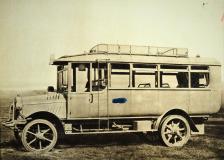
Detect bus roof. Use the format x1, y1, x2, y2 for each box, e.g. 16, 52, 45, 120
52, 44, 221, 66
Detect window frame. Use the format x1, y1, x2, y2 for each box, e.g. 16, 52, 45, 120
132, 63, 158, 88
109, 63, 131, 89
190, 65, 210, 88
159, 64, 189, 89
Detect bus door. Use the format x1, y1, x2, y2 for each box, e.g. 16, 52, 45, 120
89, 61, 109, 130
68, 63, 92, 118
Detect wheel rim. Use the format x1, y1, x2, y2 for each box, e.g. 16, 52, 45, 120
22, 119, 57, 151
161, 116, 190, 147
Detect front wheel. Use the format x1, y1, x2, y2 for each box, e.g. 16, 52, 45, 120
21, 119, 58, 152
160, 115, 190, 147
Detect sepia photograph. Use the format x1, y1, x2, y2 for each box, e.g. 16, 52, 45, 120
0, 0, 224, 159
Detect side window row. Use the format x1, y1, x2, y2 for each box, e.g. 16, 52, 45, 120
69, 63, 209, 92
110, 64, 209, 89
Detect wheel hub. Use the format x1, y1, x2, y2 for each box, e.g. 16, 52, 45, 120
35, 132, 44, 140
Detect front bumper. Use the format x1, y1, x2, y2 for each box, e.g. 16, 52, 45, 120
2, 119, 27, 129
2, 99, 27, 130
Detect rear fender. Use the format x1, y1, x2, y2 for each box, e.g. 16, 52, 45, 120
154, 108, 198, 132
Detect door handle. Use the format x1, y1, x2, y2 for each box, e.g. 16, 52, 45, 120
89, 93, 93, 103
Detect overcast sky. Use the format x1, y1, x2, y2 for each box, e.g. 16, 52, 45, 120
0, 0, 223, 90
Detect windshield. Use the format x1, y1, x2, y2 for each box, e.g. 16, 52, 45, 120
57, 65, 68, 92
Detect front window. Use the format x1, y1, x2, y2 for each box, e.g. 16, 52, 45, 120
57, 65, 68, 92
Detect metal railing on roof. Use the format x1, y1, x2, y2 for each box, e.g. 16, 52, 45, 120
89, 44, 188, 57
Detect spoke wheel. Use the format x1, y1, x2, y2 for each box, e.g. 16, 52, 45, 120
160, 115, 190, 147
21, 119, 58, 152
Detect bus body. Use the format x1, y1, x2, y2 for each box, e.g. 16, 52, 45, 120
2, 44, 221, 151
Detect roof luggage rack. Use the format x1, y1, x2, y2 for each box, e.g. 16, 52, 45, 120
90, 44, 188, 57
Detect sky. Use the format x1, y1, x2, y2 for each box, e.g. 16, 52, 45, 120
0, 0, 223, 90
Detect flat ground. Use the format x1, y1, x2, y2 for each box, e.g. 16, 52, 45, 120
0, 90, 224, 160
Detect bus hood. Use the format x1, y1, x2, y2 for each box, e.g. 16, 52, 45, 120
15, 92, 66, 119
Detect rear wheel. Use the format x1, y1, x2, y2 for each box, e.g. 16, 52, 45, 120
21, 119, 58, 152
160, 115, 190, 147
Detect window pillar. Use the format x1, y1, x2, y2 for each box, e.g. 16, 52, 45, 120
130, 63, 133, 88
158, 64, 161, 88
67, 63, 72, 92
188, 65, 191, 88
90, 63, 92, 92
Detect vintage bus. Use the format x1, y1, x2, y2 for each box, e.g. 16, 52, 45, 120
2, 44, 222, 151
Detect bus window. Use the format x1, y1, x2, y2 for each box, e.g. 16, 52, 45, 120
160, 65, 189, 88
132, 64, 157, 88
57, 65, 68, 92
191, 73, 209, 88
133, 72, 156, 88
191, 66, 209, 88
176, 72, 189, 88
160, 72, 176, 88
160, 72, 189, 88
91, 63, 107, 91
110, 63, 130, 88
191, 66, 208, 70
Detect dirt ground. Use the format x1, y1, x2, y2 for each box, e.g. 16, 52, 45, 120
0, 125, 224, 160
0, 90, 224, 160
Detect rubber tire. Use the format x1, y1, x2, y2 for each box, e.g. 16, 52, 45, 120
160, 115, 190, 147
21, 119, 58, 152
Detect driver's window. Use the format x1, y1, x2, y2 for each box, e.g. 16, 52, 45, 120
71, 63, 90, 92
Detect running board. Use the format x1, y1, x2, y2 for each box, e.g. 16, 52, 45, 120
65, 129, 157, 135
